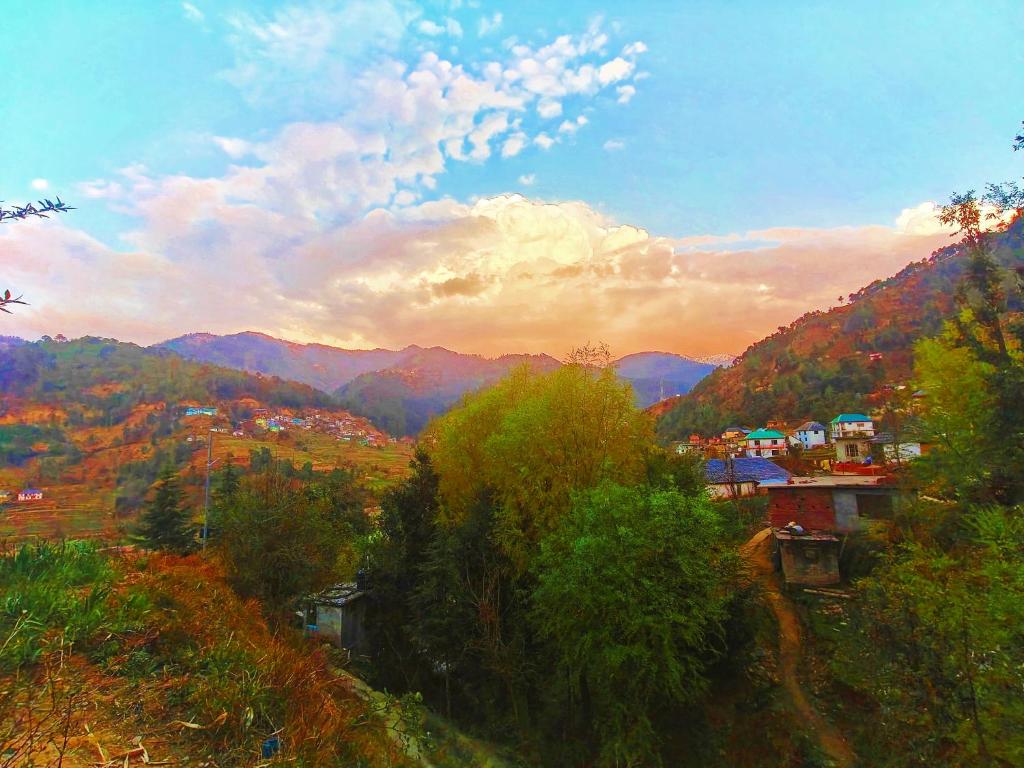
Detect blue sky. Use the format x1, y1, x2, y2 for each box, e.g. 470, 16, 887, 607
1, 1, 1021, 354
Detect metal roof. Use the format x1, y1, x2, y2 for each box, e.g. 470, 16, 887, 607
705, 457, 792, 485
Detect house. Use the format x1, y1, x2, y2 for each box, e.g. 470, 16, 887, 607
0, 490, 10, 502
705, 457, 792, 499
302, 580, 369, 654
766, 476, 900, 586
745, 428, 787, 458
721, 426, 749, 442
830, 414, 875, 463
18, 488, 43, 502
672, 434, 704, 455
185, 406, 218, 417
795, 421, 827, 449
869, 432, 929, 462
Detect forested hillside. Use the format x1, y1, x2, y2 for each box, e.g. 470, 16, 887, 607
658, 217, 1024, 439
336, 347, 561, 436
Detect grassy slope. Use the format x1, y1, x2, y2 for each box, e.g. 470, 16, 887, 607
0, 541, 413, 767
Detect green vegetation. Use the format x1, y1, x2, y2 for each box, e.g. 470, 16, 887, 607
136, 463, 194, 553
366, 360, 747, 765
216, 466, 368, 609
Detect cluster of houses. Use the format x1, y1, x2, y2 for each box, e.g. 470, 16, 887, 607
0, 488, 45, 503
674, 412, 929, 467
682, 409, 929, 588
181, 404, 403, 449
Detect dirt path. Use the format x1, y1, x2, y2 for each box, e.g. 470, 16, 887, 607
741, 528, 856, 768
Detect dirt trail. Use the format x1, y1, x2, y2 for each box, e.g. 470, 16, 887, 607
741, 528, 856, 768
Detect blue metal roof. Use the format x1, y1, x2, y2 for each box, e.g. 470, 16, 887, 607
705, 458, 792, 485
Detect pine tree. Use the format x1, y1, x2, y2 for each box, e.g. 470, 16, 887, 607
137, 464, 194, 553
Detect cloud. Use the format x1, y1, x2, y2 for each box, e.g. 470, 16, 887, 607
4, 194, 959, 358
417, 19, 445, 36
616, 84, 636, 104
537, 99, 562, 119
30, 179, 49, 191
535, 133, 556, 150
558, 115, 588, 134
182, 2, 204, 23
478, 12, 502, 36
518, 174, 536, 186
502, 132, 528, 158
603, 138, 624, 151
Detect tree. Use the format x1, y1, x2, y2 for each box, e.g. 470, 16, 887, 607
216, 470, 350, 610
136, 464, 194, 553
530, 483, 738, 766
425, 357, 652, 569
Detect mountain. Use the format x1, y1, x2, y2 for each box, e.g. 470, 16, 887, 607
612, 352, 716, 407
657, 217, 1024, 440
337, 346, 562, 436
157, 331, 408, 392
156, 332, 721, 435
693, 353, 738, 368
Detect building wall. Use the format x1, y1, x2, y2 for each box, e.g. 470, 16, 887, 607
798, 430, 827, 447
778, 538, 841, 586
768, 487, 836, 530
708, 481, 758, 499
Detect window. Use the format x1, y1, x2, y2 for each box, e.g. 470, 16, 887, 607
845, 443, 860, 458
754, 439, 761, 446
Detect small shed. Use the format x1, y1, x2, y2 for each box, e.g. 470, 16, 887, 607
775, 530, 841, 586
303, 582, 368, 654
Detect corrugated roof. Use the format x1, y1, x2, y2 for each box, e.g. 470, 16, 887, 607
746, 428, 785, 440
705, 458, 792, 485
796, 421, 825, 432
830, 413, 870, 423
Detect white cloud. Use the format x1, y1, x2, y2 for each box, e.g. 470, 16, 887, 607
182, 2, 204, 23
537, 98, 562, 119
597, 57, 634, 86
558, 115, 588, 134
30, 179, 49, 192
502, 132, 528, 158
418, 19, 445, 36
446, 18, 463, 37
616, 84, 636, 104
623, 41, 647, 56
603, 139, 625, 151
518, 174, 536, 186
478, 11, 503, 36
2, 196, 960, 359
534, 133, 556, 150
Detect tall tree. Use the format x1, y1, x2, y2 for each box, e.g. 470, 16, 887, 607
137, 464, 194, 553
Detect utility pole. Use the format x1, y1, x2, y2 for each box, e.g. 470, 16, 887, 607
203, 428, 213, 549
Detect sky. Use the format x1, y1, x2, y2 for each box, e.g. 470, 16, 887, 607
1, 0, 1022, 357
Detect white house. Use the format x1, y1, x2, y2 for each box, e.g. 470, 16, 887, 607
795, 421, 828, 449
18, 488, 43, 501
744, 428, 787, 458
831, 414, 875, 463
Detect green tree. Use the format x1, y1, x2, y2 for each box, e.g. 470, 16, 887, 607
530, 483, 738, 766
216, 470, 349, 610
136, 464, 194, 553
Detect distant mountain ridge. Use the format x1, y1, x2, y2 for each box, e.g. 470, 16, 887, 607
155, 333, 720, 436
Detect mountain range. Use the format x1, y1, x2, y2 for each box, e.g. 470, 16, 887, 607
156, 333, 720, 435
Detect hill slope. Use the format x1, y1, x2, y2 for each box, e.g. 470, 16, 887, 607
0, 337, 413, 540
337, 346, 562, 436
657, 218, 1024, 439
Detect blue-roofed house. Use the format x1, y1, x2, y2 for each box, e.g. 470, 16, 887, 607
705, 457, 792, 498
